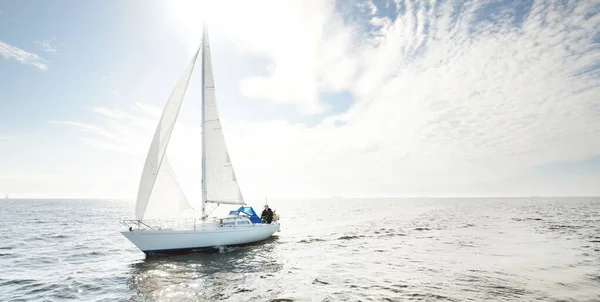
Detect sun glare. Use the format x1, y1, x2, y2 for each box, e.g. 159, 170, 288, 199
166, 0, 236, 53
165, 0, 284, 55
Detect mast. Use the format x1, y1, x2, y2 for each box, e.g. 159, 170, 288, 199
201, 23, 208, 219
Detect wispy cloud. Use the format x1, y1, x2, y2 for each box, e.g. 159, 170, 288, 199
189, 0, 600, 196
93, 107, 128, 119
96, 72, 122, 98
61, 0, 600, 197
0, 41, 48, 70
357, 0, 377, 16
49, 103, 174, 156
99, 72, 116, 82
34, 36, 59, 54
133, 102, 162, 118
111, 89, 122, 98
49, 120, 118, 141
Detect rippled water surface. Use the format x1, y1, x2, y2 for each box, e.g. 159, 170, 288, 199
1, 197, 599, 301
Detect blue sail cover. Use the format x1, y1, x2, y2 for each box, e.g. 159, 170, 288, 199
228, 206, 262, 223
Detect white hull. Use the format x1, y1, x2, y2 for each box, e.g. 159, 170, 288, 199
121, 222, 280, 253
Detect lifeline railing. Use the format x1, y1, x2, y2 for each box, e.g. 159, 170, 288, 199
121, 214, 276, 231
120, 219, 155, 231
121, 217, 213, 231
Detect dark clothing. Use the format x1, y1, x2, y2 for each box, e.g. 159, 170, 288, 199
261, 208, 273, 224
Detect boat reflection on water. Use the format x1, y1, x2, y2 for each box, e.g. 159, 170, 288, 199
127, 236, 282, 301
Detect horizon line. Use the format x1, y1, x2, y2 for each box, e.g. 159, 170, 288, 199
2, 195, 600, 201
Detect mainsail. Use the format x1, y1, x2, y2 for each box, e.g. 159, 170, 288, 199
134, 47, 200, 220
202, 26, 246, 206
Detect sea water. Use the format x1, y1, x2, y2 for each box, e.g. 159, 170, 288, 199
1, 197, 599, 301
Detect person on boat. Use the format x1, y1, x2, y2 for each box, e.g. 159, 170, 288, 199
261, 204, 273, 224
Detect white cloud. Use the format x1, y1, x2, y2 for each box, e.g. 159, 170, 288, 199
99, 72, 116, 82
221, 0, 600, 196
357, 0, 378, 16
166, 0, 362, 114
111, 88, 122, 98
49, 104, 162, 155
0, 41, 48, 70
132, 102, 162, 118
232, 1, 361, 114
49, 120, 118, 141
57, 0, 600, 198
34, 36, 58, 54
96, 72, 123, 98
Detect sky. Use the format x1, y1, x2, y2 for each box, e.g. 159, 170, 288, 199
0, 0, 599, 200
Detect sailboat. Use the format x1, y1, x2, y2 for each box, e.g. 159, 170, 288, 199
120, 24, 280, 254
